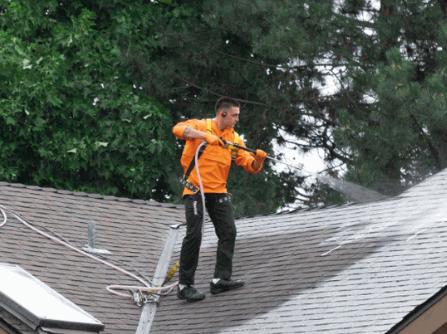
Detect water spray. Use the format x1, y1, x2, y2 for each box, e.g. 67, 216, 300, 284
221, 139, 389, 203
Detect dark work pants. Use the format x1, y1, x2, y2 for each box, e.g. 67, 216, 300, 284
178, 193, 236, 285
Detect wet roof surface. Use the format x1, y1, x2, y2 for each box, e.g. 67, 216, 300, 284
152, 169, 447, 333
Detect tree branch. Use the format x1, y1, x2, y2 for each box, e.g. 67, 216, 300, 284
410, 114, 440, 169
217, 51, 280, 68
176, 76, 267, 106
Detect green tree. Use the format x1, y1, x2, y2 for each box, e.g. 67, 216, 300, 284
151, 0, 447, 205
6, 0, 446, 214
165, 0, 447, 203
139, 0, 343, 211
327, 0, 447, 196
0, 0, 176, 201
2, 0, 318, 214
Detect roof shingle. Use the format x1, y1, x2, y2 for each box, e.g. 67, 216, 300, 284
3, 168, 447, 334
0, 183, 185, 334
152, 169, 447, 333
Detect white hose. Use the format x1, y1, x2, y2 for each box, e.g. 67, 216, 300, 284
0, 204, 178, 301
0, 142, 210, 301
0, 207, 6, 227
195, 141, 207, 243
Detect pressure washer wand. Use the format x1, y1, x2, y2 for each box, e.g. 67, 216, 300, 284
221, 140, 390, 202
221, 139, 303, 171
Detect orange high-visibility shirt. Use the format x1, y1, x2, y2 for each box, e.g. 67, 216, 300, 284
173, 118, 262, 196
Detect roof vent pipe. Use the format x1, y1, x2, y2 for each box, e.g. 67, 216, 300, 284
88, 221, 96, 249
82, 221, 111, 255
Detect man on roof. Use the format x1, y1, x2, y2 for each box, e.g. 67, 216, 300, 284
172, 97, 267, 302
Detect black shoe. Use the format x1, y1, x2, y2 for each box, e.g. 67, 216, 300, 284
210, 279, 245, 295
177, 285, 206, 302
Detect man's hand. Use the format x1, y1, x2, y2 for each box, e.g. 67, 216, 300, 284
254, 149, 267, 164
203, 133, 224, 146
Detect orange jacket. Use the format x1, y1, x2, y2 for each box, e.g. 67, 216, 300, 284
173, 118, 262, 196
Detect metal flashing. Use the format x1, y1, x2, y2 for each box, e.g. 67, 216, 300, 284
136, 224, 181, 334
0, 317, 21, 334
385, 285, 447, 334
40, 327, 100, 334
0, 296, 38, 330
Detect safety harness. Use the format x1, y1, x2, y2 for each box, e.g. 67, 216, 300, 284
179, 119, 240, 194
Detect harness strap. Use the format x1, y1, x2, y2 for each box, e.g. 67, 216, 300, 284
179, 119, 239, 193
181, 143, 207, 193
206, 119, 212, 134
230, 133, 239, 160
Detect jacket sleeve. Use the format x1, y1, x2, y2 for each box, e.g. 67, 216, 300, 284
234, 138, 263, 174
172, 119, 204, 140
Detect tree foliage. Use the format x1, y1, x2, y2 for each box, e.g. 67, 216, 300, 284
148, 0, 447, 205
3, 0, 447, 215
141, 0, 342, 212
2, 0, 328, 214
327, 0, 447, 195
0, 0, 176, 200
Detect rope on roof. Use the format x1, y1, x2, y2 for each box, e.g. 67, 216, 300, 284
0, 204, 178, 306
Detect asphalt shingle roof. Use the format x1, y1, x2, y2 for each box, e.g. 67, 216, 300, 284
151, 169, 447, 333
0, 182, 185, 334
2, 168, 447, 334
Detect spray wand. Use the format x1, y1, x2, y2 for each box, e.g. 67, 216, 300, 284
220, 139, 304, 171
219, 139, 390, 202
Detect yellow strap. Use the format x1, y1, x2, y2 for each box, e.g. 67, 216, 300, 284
162, 260, 179, 286
206, 119, 212, 134
143, 260, 179, 294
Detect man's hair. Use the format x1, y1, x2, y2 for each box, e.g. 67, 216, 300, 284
215, 97, 240, 113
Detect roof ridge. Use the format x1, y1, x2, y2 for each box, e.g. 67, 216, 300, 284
0, 181, 182, 209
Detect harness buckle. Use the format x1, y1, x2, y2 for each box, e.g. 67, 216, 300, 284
179, 178, 200, 194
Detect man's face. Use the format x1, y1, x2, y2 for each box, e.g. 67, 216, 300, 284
222, 107, 240, 128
